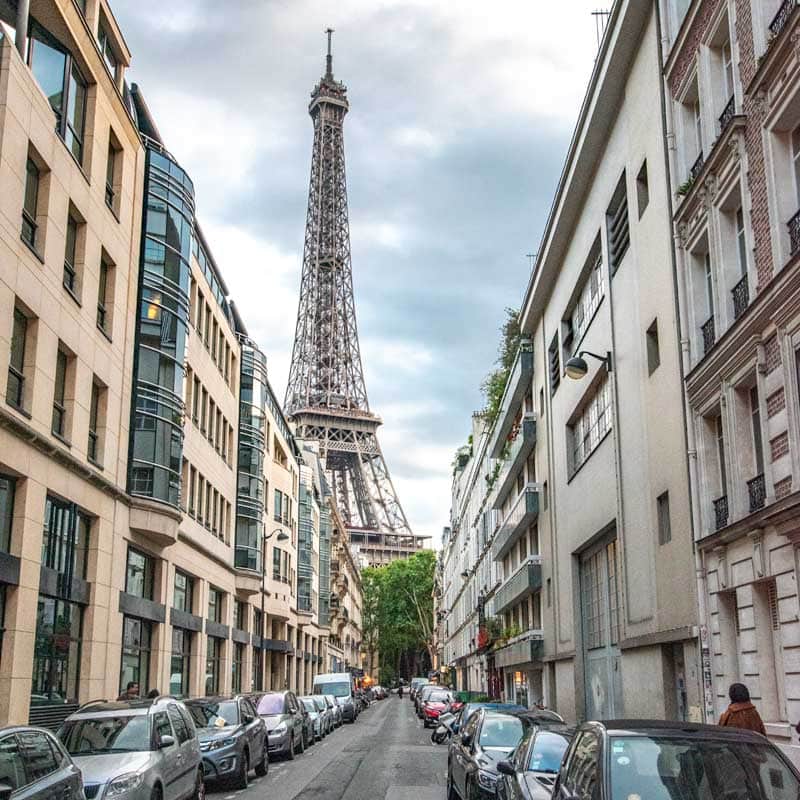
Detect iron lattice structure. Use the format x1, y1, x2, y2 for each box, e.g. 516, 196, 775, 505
285, 34, 427, 564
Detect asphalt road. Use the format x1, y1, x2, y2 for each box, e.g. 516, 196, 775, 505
207, 697, 447, 800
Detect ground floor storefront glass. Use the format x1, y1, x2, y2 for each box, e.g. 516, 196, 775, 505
120, 616, 152, 696
206, 637, 222, 695
32, 596, 82, 706
170, 628, 191, 696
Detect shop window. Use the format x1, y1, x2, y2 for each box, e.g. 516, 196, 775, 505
125, 548, 155, 601
119, 616, 151, 697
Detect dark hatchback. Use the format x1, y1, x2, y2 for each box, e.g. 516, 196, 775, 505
453, 704, 527, 734
553, 719, 800, 800
184, 697, 267, 789
496, 723, 573, 800
0, 726, 83, 800
448, 710, 527, 800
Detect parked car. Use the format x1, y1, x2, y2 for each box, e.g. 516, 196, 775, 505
454, 703, 527, 734
412, 682, 433, 709
184, 696, 267, 789
415, 685, 438, 716
422, 689, 455, 728
409, 678, 428, 700
496, 722, 573, 800
323, 695, 341, 728
552, 719, 800, 800
312, 673, 357, 723
310, 696, 332, 735
59, 697, 204, 800
373, 685, 386, 700
252, 691, 305, 760
447, 709, 526, 800
298, 697, 324, 742
0, 725, 84, 800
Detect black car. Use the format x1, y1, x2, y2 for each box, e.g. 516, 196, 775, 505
448, 709, 526, 800
496, 722, 573, 800
552, 719, 800, 799
0, 726, 83, 800
185, 696, 268, 789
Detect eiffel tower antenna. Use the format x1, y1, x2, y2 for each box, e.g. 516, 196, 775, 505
285, 33, 429, 565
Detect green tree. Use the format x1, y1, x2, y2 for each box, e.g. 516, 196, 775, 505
361, 567, 382, 676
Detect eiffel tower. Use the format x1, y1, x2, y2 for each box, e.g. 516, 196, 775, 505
285, 31, 429, 566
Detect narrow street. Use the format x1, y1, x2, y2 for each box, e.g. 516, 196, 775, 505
209, 699, 446, 800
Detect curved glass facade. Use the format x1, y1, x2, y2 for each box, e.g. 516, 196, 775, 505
235, 337, 267, 570
129, 143, 194, 508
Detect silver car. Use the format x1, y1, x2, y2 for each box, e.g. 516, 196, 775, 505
59, 698, 204, 800
324, 695, 343, 728
311, 696, 333, 735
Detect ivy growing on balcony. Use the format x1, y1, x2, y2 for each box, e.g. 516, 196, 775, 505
481, 308, 521, 426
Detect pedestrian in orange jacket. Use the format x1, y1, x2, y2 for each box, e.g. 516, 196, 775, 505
718, 683, 766, 735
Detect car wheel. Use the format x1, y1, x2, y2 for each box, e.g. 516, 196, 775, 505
446, 769, 458, 800
232, 751, 249, 790
151, 785, 163, 800
297, 729, 305, 754
192, 769, 205, 800
255, 739, 269, 777
466, 778, 479, 800
287, 734, 296, 761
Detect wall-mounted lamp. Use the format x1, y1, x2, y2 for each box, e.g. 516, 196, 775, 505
565, 350, 613, 380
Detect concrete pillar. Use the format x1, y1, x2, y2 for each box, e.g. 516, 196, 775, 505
15, 0, 29, 60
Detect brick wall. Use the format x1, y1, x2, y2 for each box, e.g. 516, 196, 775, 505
767, 388, 786, 418
765, 334, 782, 374
775, 476, 793, 499
771, 431, 790, 462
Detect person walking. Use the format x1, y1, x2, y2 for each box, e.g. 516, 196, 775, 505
718, 683, 766, 735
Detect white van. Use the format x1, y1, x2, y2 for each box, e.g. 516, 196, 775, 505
312, 672, 357, 722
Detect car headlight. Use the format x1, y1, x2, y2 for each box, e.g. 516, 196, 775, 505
208, 737, 237, 751
106, 773, 144, 797
477, 770, 497, 791
272, 723, 287, 734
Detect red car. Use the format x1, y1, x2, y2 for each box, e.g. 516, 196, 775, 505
422, 689, 455, 728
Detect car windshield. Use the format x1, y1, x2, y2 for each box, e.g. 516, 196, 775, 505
301, 699, 316, 713
187, 701, 238, 728
312, 697, 326, 711
526, 731, 571, 774
256, 694, 284, 715
315, 682, 350, 698
609, 735, 800, 800
428, 691, 452, 703
59, 715, 151, 754
480, 716, 524, 749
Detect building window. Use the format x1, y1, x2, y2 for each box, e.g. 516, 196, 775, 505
567, 249, 604, 351
130, 467, 153, 495
205, 637, 221, 695
569, 378, 612, 474
274, 489, 283, 523
42, 496, 89, 580
97, 257, 112, 335
273, 547, 282, 580
657, 491, 671, 545
126, 548, 155, 601
119, 616, 151, 697
173, 571, 194, 613
607, 173, 630, 272
63, 213, 79, 295
646, 319, 660, 375
208, 587, 223, 623
97, 23, 118, 79
170, 628, 191, 697
7, 309, 28, 409
234, 601, 247, 631
636, 160, 649, 218
27, 24, 87, 162
105, 136, 120, 212
750, 386, 764, 476
232, 642, 244, 693
548, 334, 560, 396
715, 414, 727, 494
32, 597, 82, 705
51, 348, 68, 438
252, 645, 263, 692
21, 158, 39, 250
0, 477, 14, 553
736, 208, 748, 277
88, 381, 103, 464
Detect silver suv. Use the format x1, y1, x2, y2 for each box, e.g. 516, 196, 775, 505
58, 697, 203, 800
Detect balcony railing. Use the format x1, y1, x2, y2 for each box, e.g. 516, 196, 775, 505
488, 341, 534, 459
719, 96, 736, 136
494, 556, 543, 615
770, 0, 797, 38
492, 485, 540, 561
732, 275, 749, 320
690, 152, 705, 183
748, 474, 766, 513
492, 413, 537, 510
493, 631, 544, 669
713, 495, 729, 530
789, 208, 800, 257
701, 316, 716, 355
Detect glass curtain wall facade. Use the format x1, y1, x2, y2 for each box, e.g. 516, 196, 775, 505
318, 496, 331, 627
235, 337, 267, 570
128, 141, 194, 508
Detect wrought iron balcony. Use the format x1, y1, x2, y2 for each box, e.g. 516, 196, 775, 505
789, 208, 800, 257
770, 0, 797, 38
718, 96, 736, 136
492, 485, 540, 561
690, 152, 705, 183
494, 556, 543, 615
701, 316, 716, 356
488, 341, 534, 459
493, 631, 544, 669
713, 495, 729, 531
748, 474, 766, 513
732, 275, 749, 320
492, 414, 537, 510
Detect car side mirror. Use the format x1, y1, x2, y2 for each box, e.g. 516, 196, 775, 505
158, 734, 175, 749
0, 780, 13, 800
497, 761, 515, 776
460, 733, 473, 748
242, 714, 253, 724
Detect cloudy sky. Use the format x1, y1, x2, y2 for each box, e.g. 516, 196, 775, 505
113, 0, 601, 545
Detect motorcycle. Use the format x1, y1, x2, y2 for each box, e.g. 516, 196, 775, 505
431, 711, 456, 745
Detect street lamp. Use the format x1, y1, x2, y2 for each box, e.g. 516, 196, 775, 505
259, 528, 289, 687
565, 350, 613, 380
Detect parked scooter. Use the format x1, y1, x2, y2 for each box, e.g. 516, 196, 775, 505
431, 711, 456, 745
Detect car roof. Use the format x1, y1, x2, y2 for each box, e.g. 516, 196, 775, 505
70, 700, 154, 716
184, 696, 235, 705
586, 719, 769, 741
513, 709, 565, 724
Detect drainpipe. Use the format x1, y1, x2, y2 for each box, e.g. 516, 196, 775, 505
655, 0, 714, 723
15, 0, 29, 60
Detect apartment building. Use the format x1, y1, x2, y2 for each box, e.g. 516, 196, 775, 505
661, 0, 800, 758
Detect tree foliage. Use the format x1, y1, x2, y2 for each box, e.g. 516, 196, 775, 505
480, 308, 520, 425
